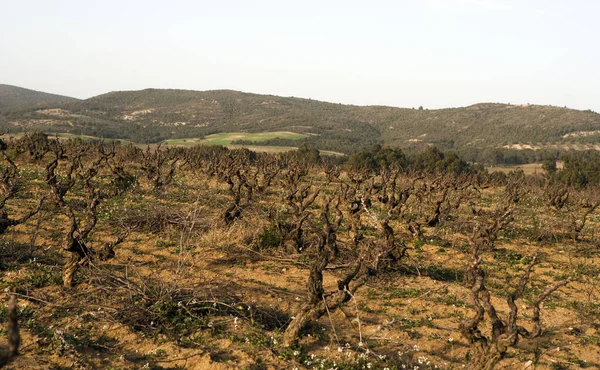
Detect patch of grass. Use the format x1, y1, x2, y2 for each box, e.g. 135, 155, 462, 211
384, 287, 422, 299
493, 248, 531, 266
255, 225, 282, 251
435, 293, 465, 307
358, 302, 386, 314
154, 239, 176, 248
566, 301, 600, 321
1, 264, 62, 293
261, 263, 276, 271
580, 335, 600, 347
413, 240, 425, 251
164, 131, 308, 146
235, 327, 271, 347
573, 263, 600, 278
398, 316, 433, 329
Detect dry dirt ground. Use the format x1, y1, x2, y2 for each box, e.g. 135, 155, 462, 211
1, 157, 599, 370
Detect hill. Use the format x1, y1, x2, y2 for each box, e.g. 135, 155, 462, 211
0, 84, 79, 109
1, 87, 599, 155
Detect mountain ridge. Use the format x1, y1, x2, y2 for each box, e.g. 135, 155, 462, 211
0, 84, 79, 109
1, 85, 599, 155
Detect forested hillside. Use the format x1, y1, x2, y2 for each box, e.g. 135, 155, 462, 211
1, 87, 599, 155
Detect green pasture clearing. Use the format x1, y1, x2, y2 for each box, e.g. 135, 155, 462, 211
164, 131, 308, 146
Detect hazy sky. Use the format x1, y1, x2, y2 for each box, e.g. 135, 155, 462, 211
1, 0, 599, 111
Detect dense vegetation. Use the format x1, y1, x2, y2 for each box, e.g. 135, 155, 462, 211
548, 150, 600, 187
1, 134, 599, 369
1, 87, 599, 157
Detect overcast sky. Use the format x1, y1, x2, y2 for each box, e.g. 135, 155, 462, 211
1, 0, 599, 111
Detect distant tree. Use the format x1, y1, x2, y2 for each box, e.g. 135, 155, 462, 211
479, 148, 505, 166
557, 151, 600, 187
541, 154, 557, 175
283, 144, 322, 166
346, 145, 407, 173
410, 147, 472, 175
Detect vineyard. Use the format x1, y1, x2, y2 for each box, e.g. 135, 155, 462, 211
0, 133, 599, 369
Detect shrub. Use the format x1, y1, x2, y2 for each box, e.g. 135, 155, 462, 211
255, 225, 282, 251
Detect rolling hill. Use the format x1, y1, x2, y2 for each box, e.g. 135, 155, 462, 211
1, 86, 599, 155
0, 84, 79, 109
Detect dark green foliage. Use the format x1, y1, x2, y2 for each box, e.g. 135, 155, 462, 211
346, 144, 407, 173
111, 172, 137, 195
409, 147, 472, 175
542, 154, 558, 175
457, 147, 564, 166
286, 144, 322, 165
555, 151, 600, 187
256, 225, 282, 251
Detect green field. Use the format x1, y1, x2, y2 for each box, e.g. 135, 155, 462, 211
164, 131, 308, 146
163, 132, 348, 156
